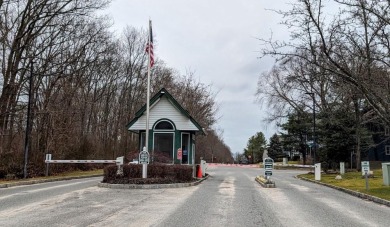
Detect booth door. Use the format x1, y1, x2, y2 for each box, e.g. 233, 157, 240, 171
181, 133, 190, 164
153, 132, 174, 163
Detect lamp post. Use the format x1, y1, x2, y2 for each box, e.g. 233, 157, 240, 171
306, 92, 316, 164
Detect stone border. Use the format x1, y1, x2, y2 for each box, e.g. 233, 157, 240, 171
297, 176, 390, 207
1, 174, 209, 190
255, 176, 276, 188
98, 175, 209, 189
274, 163, 314, 168
0, 174, 103, 188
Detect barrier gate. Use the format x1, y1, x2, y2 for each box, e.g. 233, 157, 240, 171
44, 154, 124, 176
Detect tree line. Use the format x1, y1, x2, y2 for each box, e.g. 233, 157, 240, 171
0, 0, 232, 178
240, 132, 282, 164
256, 0, 390, 169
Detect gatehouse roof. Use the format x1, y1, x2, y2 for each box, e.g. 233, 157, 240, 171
126, 88, 204, 133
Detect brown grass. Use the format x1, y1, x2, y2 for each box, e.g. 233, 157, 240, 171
0, 169, 103, 184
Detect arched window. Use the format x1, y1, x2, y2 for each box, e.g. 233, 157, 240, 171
154, 120, 174, 130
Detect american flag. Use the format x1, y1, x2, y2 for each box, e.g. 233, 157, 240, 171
145, 20, 154, 67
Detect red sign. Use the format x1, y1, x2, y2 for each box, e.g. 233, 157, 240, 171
177, 148, 182, 160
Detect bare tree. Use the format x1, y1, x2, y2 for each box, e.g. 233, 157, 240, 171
261, 0, 390, 124
258, 0, 390, 169
0, 1, 223, 177
0, 0, 111, 175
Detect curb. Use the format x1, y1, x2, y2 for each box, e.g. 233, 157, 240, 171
255, 176, 276, 188
297, 176, 390, 207
98, 175, 209, 189
208, 163, 259, 168
0, 174, 103, 189
274, 164, 314, 168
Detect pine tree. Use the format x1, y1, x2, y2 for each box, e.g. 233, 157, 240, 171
267, 134, 283, 160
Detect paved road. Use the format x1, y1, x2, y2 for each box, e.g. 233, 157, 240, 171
1, 166, 389, 226
0, 177, 101, 213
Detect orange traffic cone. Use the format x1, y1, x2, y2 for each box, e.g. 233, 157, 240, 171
197, 165, 203, 178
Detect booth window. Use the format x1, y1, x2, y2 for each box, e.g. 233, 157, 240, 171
155, 121, 174, 130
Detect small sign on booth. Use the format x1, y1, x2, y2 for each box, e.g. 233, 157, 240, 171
177, 148, 182, 160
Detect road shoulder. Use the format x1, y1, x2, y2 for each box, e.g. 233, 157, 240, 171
0, 174, 103, 188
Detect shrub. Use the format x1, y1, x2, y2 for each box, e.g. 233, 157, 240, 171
173, 165, 193, 181
123, 164, 142, 178
0, 168, 6, 179
103, 164, 195, 184
103, 165, 118, 183
148, 163, 168, 178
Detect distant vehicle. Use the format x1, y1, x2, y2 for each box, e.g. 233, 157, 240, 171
240, 160, 248, 164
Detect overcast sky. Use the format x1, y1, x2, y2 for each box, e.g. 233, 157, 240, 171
106, 0, 292, 154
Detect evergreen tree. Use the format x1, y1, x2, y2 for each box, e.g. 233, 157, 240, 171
244, 132, 267, 163
267, 134, 284, 160
279, 112, 311, 164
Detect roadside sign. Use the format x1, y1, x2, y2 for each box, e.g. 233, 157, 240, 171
264, 158, 274, 170
264, 157, 274, 177
307, 140, 314, 148
139, 150, 150, 164
361, 161, 370, 176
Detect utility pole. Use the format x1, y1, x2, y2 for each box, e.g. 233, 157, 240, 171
306, 92, 316, 164
23, 61, 33, 178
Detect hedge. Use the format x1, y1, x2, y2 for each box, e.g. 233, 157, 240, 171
102, 164, 195, 184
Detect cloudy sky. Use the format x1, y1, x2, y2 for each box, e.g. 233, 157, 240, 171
106, 0, 292, 154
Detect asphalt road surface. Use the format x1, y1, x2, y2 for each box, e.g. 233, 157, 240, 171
1, 166, 389, 227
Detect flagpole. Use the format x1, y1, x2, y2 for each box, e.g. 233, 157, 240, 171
145, 20, 152, 166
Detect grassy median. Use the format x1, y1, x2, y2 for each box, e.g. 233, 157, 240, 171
299, 169, 390, 201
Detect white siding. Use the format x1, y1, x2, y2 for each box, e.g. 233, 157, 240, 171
129, 97, 199, 131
